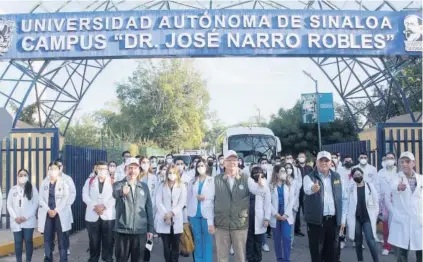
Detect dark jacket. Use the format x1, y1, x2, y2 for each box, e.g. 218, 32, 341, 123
113, 177, 154, 234
303, 169, 343, 226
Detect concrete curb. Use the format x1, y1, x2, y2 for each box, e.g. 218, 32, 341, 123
0, 235, 44, 257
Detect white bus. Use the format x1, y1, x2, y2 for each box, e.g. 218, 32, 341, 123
222, 127, 282, 165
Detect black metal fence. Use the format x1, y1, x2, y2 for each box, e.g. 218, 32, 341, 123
322, 140, 376, 166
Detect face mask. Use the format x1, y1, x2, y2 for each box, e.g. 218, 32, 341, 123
386, 160, 395, 167
109, 167, 116, 173
359, 159, 367, 165
353, 176, 363, 183
168, 173, 177, 181
298, 157, 306, 163
330, 167, 336, 172
275, 161, 281, 165
166, 159, 172, 164
98, 170, 108, 178
197, 167, 206, 175
344, 162, 353, 169
279, 172, 287, 180
259, 179, 265, 186
261, 164, 267, 170
151, 162, 157, 168
332, 158, 338, 164
18, 176, 28, 184
161, 170, 167, 175
285, 159, 293, 164
141, 163, 150, 171
219, 159, 224, 165
123, 157, 130, 163
207, 161, 214, 167
49, 170, 59, 179
286, 168, 293, 175
178, 165, 184, 173
238, 160, 243, 165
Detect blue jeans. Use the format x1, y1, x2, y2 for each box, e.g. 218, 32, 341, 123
189, 217, 212, 262
44, 215, 68, 262
13, 228, 34, 262
272, 221, 291, 262
355, 217, 379, 262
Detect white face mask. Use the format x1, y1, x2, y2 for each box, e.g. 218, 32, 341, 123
285, 159, 293, 164
219, 159, 224, 165
141, 163, 150, 171
178, 165, 184, 173
49, 170, 59, 179
286, 168, 293, 175
109, 167, 116, 173
98, 170, 108, 178
359, 159, 367, 165
381, 161, 387, 168
166, 159, 173, 164
279, 173, 287, 180
197, 167, 206, 175
18, 176, 28, 184
298, 157, 306, 163
386, 160, 395, 167
332, 158, 338, 164
151, 162, 157, 168
330, 167, 336, 172
168, 173, 177, 182
261, 164, 268, 170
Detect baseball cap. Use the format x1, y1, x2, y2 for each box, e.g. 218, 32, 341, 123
125, 158, 140, 166
316, 151, 331, 161
399, 151, 415, 161
224, 150, 238, 160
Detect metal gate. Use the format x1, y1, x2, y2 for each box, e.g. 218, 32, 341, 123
322, 140, 376, 166
1, 128, 60, 229
63, 145, 107, 233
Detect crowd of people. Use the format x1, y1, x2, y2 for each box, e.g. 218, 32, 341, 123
1, 149, 422, 262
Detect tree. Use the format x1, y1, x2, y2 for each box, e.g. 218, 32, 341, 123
9, 102, 39, 126
268, 100, 358, 156
95, 59, 210, 151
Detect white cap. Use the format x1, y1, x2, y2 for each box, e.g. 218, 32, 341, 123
316, 151, 331, 161
224, 150, 238, 160
399, 151, 415, 161
125, 158, 140, 167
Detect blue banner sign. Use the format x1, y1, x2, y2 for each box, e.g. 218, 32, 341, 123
0, 9, 421, 60
302, 93, 334, 124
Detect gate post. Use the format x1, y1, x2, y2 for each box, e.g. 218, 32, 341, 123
376, 123, 386, 170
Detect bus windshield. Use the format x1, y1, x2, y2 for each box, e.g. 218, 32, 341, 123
228, 135, 277, 164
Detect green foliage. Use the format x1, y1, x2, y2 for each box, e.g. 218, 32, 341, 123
94, 59, 210, 151
9, 102, 39, 126
268, 100, 358, 156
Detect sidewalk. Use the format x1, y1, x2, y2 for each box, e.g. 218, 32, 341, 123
0, 229, 43, 257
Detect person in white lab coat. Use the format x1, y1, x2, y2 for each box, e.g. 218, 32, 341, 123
138, 156, 158, 219
375, 152, 397, 256
82, 161, 115, 262
116, 151, 131, 182
285, 162, 302, 249
246, 166, 271, 262
258, 157, 272, 252
155, 164, 187, 262
354, 152, 378, 184
388, 152, 422, 262
7, 168, 39, 262
187, 159, 215, 262
39, 161, 71, 262
341, 167, 380, 262
108, 161, 117, 184
269, 164, 295, 262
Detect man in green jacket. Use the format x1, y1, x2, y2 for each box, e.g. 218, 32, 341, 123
113, 158, 154, 262
213, 150, 268, 262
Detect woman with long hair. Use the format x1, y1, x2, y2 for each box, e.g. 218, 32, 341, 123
7, 168, 39, 262
155, 164, 187, 262
269, 164, 295, 262
39, 161, 71, 262
187, 159, 215, 262
284, 162, 300, 249
139, 156, 159, 215
157, 164, 168, 183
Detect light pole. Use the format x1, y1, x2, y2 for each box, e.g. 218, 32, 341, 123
255, 106, 261, 125
302, 70, 322, 151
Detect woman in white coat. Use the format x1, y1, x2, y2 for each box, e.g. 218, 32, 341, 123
246, 166, 271, 262
341, 167, 379, 262
7, 168, 39, 262
285, 162, 301, 249
38, 161, 71, 262
155, 164, 187, 262
139, 156, 158, 214
269, 164, 295, 262
388, 152, 422, 262
187, 159, 215, 262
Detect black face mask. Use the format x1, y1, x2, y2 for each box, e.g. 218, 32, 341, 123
207, 161, 214, 167
353, 176, 363, 183
344, 162, 353, 169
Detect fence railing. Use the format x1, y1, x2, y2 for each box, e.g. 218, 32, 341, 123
322, 140, 376, 166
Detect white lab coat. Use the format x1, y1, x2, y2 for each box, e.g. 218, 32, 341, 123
388, 172, 423, 250
290, 169, 302, 212
353, 164, 378, 185
337, 166, 352, 187
38, 177, 72, 233
341, 182, 379, 241
187, 176, 215, 226
0, 190, 2, 220
269, 183, 296, 227
140, 173, 158, 214
7, 185, 39, 232
375, 167, 398, 222
253, 185, 271, 234
82, 176, 115, 222
43, 173, 75, 224
155, 182, 187, 234
115, 163, 126, 182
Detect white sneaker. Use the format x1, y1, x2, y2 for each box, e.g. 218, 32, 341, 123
262, 243, 270, 252
153, 234, 158, 238
382, 249, 390, 256
340, 241, 346, 249
67, 249, 70, 255
230, 246, 234, 255
362, 245, 365, 249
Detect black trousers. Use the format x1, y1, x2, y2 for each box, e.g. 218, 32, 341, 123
396, 248, 422, 262
307, 216, 339, 262
295, 189, 304, 233
86, 219, 115, 262
246, 227, 264, 262
161, 226, 181, 262
115, 233, 146, 262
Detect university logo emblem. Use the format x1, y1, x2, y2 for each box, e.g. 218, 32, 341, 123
403, 15, 423, 52
0, 19, 14, 56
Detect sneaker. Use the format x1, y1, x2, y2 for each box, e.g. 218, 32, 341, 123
362, 245, 365, 249
382, 249, 390, 256
230, 246, 234, 255
295, 231, 305, 237
340, 241, 346, 249
153, 233, 158, 238
267, 233, 272, 239
67, 249, 70, 255
262, 244, 270, 252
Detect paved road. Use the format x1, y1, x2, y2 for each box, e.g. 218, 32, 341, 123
1, 224, 411, 262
